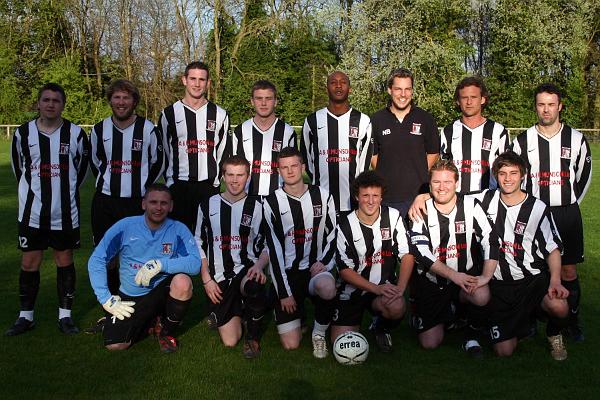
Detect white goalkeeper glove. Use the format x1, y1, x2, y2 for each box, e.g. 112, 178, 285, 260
102, 295, 135, 320
135, 259, 162, 286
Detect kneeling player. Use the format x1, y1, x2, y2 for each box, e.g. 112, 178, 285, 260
263, 147, 337, 358
88, 184, 201, 352
478, 152, 569, 360
408, 159, 498, 356
331, 171, 413, 353
195, 155, 269, 358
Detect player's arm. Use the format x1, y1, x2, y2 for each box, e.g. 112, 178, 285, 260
10, 127, 23, 181
546, 249, 568, 299
426, 153, 439, 171
158, 228, 202, 276
394, 217, 414, 295
574, 136, 592, 203
88, 220, 126, 305
215, 112, 231, 184
300, 118, 314, 180
158, 111, 172, 184
146, 125, 165, 186
498, 126, 511, 154
425, 116, 440, 171
537, 210, 568, 299
263, 200, 293, 300
473, 200, 499, 288
356, 120, 373, 174
89, 125, 101, 178
408, 193, 431, 222
318, 193, 337, 271
75, 128, 90, 187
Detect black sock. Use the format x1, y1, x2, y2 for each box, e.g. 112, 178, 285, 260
162, 295, 191, 336
19, 270, 40, 312
465, 303, 488, 341
57, 264, 76, 310
546, 316, 569, 337
562, 278, 581, 326
312, 295, 333, 327
107, 264, 120, 295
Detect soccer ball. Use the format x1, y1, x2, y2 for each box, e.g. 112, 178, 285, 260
333, 331, 369, 365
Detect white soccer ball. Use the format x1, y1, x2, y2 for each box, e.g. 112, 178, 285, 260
333, 331, 369, 365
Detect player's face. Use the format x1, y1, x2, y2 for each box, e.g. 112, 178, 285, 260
142, 190, 173, 227
37, 90, 65, 120
182, 68, 210, 100
430, 170, 458, 206
251, 88, 277, 118
497, 164, 524, 196
223, 164, 249, 198
326, 72, 350, 104
356, 186, 383, 219
457, 85, 485, 118
535, 92, 562, 127
110, 90, 136, 121
278, 155, 305, 186
387, 77, 413, 111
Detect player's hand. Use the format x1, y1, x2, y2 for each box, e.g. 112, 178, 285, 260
280, 296, 297, 314
450, 272, 478, 293
376, 283, 402, 302
310, 261, 327, 277
102, 295, 135, 320
204, 279, 223, 304
408, 193, 430, 222
547, 281, 569, 300
246, 264, 267, 284
135, 259, 162, 286
473, 275, 491, 291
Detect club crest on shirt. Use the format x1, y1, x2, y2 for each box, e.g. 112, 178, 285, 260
241, 213, 253, 227
410, 123, 422, 135
59, 143, 70, 155
207, 120, 216, 131
482, 138, 492, 151
381, 227, 391, 240
561, 147, 571, 159
455, 221, 466, 234
272, 140, 282, 152
313, 205, 322, 217
514, 221, 526, 235
132, 139, 143, 152
349, 126, 359, 139
162, 243, 173, 255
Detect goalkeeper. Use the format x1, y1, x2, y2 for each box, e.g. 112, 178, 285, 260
88, 183, 202, 353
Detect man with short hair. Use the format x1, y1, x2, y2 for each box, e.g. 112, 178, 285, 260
477, 152, 570, 360
331, 171, 413, 353
7, 83, 90, 336
408, 159, 498, 357
233, 80, 296, 197
300, 71, 372, 214
511, 83, 591, 342
262, 147, 337, 358
195, 155, 269, 358
160, 61, 230, 232
371, 68, 439, 217
88, 184, 201, 353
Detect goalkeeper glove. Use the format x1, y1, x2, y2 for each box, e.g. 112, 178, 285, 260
135, 259, 162, 286
102, 295, 135, 320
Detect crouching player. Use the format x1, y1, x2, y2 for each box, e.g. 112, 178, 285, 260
408, 159, 498, 357
88, 184, 201, 353
331, 171, 413, 353
478, 152, 570, 360
263, 147, 337, 358
195, 156, 269, 358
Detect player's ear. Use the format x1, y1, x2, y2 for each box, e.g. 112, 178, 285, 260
141, 198, 147, 211
168, 199, 174, 213
558, 102, 563, 112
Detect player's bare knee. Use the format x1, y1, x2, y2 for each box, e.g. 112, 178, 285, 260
382, 298, 405, 319
561, 265, 577, 281
53, 249, 73, 267
221, 336, 240, 347
281, 340, 300, 350
311, 272, 336, 300
419, 335, 442, 350
494, 346, 515, 357
106, 343, 130, 351
547, 299, 569, 318
170, 274, 193, 300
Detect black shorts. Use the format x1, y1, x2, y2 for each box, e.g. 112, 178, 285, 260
549, 203, 584, 265
169, 180, 220, 233
488, 270, 550, 344
103, 276, 173, 346
17, 223, 80, 252
409, 273, 459, 333
207, 268, 249, 327
273, 269, 312, 326
331, 291, 377, 327
91, 192, 143, 246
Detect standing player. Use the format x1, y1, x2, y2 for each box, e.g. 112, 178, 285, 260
511, 83, 591, 342
90, 79, 164, 300
160, 61, 230, 232
7, 83, 89, 336
408, 160, 498, 356
409, 76, 510, 220
478, 152, 569, 360
263, 147, 337, 358
195, 156, 269, 358
233, 80, 296, 196
88, 184, 201, 352
371, 68, 439, 217
331, 171, 413, 353
300, 71, 372, 214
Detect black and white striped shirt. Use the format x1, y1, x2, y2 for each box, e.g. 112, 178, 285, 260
90, 116, 164, 198
233, 118, 296, 196
300, 108, 372, 212
263, 185, 337, 298
160, 100, 230, 187
11, 119, 89, 230
511, 124, 592, 206
195, 194, 264, 283
336, 206, 409, 298
409, 195, 499, 286
441, 119, 510, 193
477, 190, 562, 281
